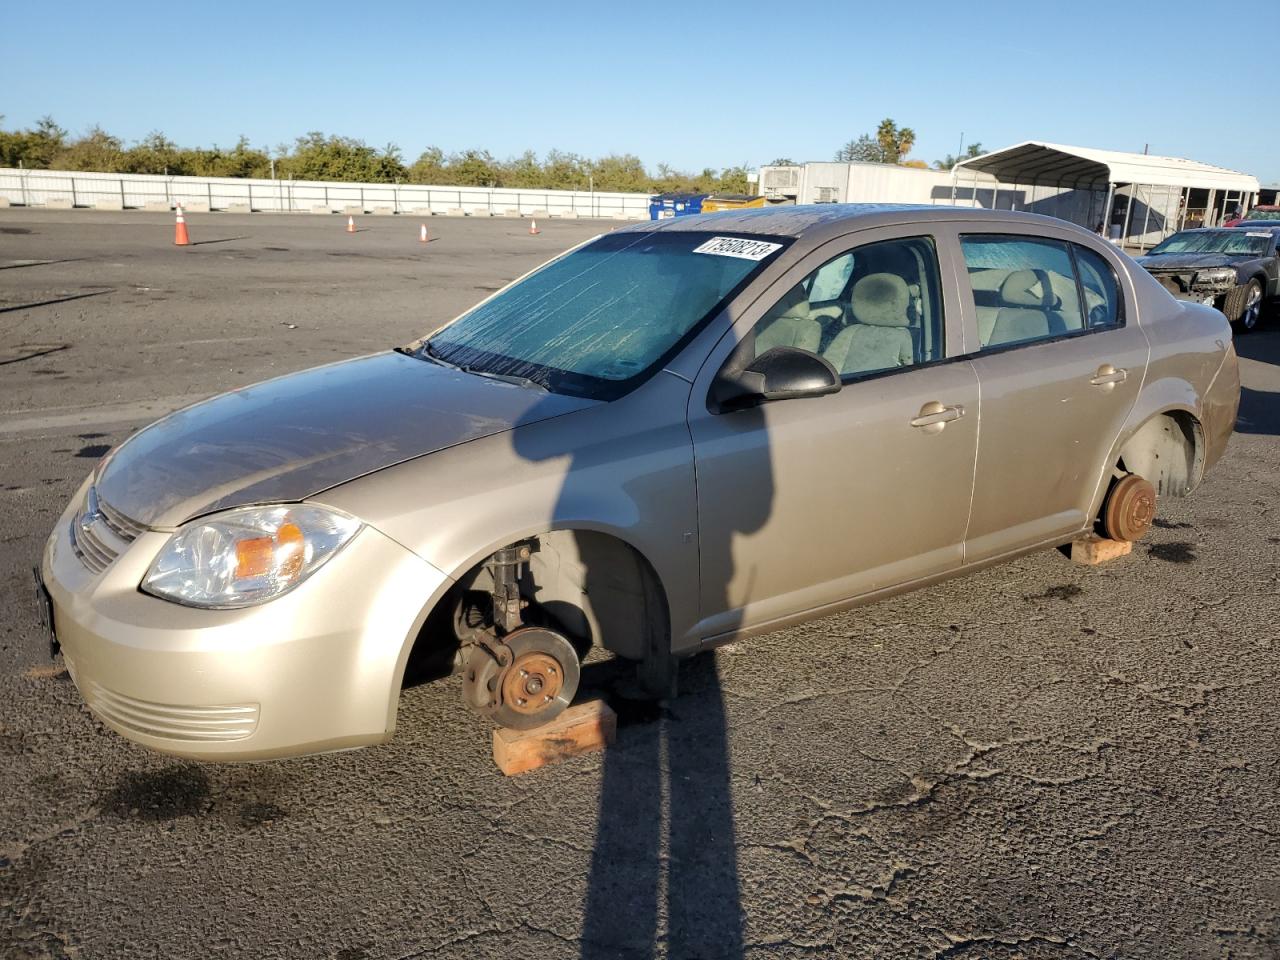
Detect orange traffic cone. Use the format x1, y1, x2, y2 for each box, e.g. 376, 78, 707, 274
419, 224, 428, 243
346, 216, 356, 234
529, 218, 539, 235
174, 203, 190, 246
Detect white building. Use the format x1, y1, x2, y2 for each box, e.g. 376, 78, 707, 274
758, 142, 1261, 250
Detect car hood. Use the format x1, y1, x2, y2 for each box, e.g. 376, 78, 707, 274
1136, 253, 1245, 271
95, 351, 596, 528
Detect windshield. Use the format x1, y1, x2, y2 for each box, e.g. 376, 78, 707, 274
420, 230, 788, 399
1147, 230, 1270, 257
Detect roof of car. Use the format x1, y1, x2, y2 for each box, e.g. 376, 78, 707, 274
616, 203, 1088, 240
1179, 225, 1280, 234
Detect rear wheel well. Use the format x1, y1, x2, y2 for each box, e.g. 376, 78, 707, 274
1116, 411, 1204, 498
401, 530, 669, 689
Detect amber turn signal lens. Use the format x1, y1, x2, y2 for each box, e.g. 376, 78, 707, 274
234, 536, 275, 579
233, 522, 306, 582
276, 522, 305, 579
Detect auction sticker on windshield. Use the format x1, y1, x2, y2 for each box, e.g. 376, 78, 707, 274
693, 236, 784, 261
1246, 231, 1273, 238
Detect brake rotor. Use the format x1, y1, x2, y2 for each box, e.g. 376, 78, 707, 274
1103, 473, 1157, 542
462, 627, 580, 730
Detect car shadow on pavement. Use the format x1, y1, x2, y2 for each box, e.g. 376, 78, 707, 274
579, 653, 744, 959
1233, 328, 1280, 436
507, 378, 773, 958
1236, 386, 1280, 435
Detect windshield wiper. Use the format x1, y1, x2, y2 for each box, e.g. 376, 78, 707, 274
415, 341, 547, 391
407, 340, 463, 371
463, 368, 549, 391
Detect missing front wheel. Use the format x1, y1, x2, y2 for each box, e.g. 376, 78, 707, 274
461, 627, 581, 730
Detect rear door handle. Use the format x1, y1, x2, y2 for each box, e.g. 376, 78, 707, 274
911, 401, 965, 433
1090, 364, 1128, 387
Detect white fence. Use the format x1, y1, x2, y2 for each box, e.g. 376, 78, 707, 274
0, 167, 652, 219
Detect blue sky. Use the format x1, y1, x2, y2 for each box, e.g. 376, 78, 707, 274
3, 0, 1277, 184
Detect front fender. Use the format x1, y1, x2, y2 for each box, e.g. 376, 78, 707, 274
319, 372, 702, 655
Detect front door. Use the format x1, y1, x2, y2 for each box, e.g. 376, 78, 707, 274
685, 231, 979, 645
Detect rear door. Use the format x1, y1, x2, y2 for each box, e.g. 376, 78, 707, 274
958, 231, 1150, 561
684, 227, 979, 644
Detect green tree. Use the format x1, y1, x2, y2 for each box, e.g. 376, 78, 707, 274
769, 157, 796, 166
57, 125, 124, 172
446, 149, 500, 186
835, 134, 886, 163
835, 119, 917, 165
0, 115, 67, 168
588, 153, 650, 193
282, 132, 403, 183
876, 118, 915, 164
715, 165, 751, 194
933, 142, 984, 170
501, 150, 544, 188
121, 131, 182, 175
0, 117, 766, 197
541, 149, 587, 190
407, 146, 448, 184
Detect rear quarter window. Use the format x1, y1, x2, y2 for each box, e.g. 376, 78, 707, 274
1072, 245, 1123, 329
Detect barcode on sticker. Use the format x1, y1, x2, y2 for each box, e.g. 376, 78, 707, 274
693, 236, 783, 261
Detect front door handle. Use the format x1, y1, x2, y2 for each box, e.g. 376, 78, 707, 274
911, 401, 965, 433
1090, 364, 1129, 388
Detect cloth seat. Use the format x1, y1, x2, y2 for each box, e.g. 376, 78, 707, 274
821, 273, 914, 375
755, 313, 821, 354
987, 269, 1054, 346
754, 282, 822, 356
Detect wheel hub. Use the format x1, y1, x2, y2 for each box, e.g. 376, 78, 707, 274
501, 651, 564, 716
1103, 473, 1156, 542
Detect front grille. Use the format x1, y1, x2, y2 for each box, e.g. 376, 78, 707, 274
70, 489, 144, 574
83, 679, 260, 742
98, 497, 148, 540
71, 521, 117, 573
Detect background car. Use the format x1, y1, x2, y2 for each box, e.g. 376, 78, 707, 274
1135, 226, 1280, 331
1224, 204, 1280, 226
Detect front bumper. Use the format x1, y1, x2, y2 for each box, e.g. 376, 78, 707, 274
1148, 270, 1236, 304
41, 489, 450, 761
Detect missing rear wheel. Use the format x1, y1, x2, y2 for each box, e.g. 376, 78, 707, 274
1102, 473, 1157, 542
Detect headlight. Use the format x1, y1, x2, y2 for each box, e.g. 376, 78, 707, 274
141, 504, 362, 609
1194, 267, 1236, 285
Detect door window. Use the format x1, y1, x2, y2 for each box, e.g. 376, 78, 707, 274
961, 235, 1086, 349
748, 236, 945, 379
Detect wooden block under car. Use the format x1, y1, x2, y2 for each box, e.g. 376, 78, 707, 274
492, 700, 617, 776
1070, 534, 1133, 565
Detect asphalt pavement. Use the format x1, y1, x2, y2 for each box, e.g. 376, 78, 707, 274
1, 210, 1278, 959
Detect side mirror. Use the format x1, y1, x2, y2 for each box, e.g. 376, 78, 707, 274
711, 346, 841, 412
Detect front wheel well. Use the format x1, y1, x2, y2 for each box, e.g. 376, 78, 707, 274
401, 529, 670, 689
1116, 410, 1205, 498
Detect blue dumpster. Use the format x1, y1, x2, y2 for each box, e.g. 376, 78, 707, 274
649, 193, 706, 220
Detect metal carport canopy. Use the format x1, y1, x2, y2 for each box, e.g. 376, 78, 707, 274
954, 141, 1260, 192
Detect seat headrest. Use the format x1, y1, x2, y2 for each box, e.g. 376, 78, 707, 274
1000, 269, 1055, 308
850, 273, 910, 327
